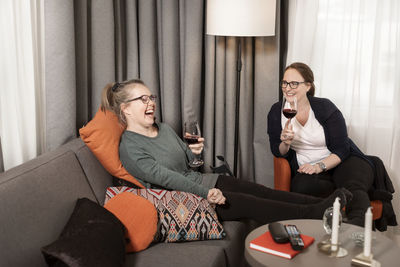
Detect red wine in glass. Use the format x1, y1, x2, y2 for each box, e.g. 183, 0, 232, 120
184, 135, 199, 144
282, 108, 297, 119
183, 121, 204, 168
282, 95, 297, 121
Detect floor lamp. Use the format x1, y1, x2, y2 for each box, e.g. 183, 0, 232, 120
206, 0, 276, 177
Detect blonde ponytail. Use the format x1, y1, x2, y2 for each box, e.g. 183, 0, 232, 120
99, 79, 146, 124
100, 83, 114, 112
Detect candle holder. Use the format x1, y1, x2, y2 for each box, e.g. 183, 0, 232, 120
317, 238, 348, 257
318, 197, 347, 257
351, 253, 381, 267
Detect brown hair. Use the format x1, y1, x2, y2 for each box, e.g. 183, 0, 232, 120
100, 79, 146, 124
285, 62, 315, 96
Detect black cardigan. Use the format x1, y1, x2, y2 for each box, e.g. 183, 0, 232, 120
267, 95, 361, 173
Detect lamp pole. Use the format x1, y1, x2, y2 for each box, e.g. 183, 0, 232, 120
206, 0, 276, 178
233, 39, 242, 177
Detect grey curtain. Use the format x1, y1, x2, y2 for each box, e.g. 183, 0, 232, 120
44, 0, 280, 187
72, 0, 206, 133
203, 36, 280, 184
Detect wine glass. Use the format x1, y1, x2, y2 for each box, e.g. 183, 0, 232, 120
323, 206, 343, 234
281, 95, 298, 121
183, 121, 204, 168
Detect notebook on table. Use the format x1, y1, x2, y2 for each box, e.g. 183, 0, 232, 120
249, 231, 315, 259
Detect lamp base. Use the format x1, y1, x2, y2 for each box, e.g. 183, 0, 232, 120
317, 239, 348, 257
351, 253, 381, 267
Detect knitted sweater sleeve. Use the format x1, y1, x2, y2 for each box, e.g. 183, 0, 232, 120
121, 146, 208, 199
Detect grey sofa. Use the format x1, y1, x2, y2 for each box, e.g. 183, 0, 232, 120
0, 138, 257, 267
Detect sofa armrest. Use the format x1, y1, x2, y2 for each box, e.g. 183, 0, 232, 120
273, 157, 291, 191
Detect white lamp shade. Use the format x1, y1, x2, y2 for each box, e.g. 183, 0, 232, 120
206, 0, 276, 36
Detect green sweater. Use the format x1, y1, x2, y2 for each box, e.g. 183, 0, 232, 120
119, 123, 209, 198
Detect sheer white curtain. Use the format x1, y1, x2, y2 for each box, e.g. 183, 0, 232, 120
287, 0, 400, 221
0, 0, 45, 171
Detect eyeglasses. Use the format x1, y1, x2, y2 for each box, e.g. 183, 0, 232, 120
126, 95, 157, 104
280, 80, 307, 89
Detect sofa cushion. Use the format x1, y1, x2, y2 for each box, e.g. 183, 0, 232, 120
105, 187, 226, 243
67, 138, 114, 205
189, 220, 250, 267
124, 243, 226, 267
79, 108, 144, 188
0, 150, 98, 267
41, 198, 126, 267
104, 192, 158, 252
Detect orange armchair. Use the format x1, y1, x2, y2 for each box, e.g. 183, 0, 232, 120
273, 156, 383, 220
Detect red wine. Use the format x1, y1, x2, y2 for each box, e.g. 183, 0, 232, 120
283, 108, 297, 119
184, 136, 199, 144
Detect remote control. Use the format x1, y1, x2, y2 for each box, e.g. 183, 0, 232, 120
268, 222, 289, 243
284, 224, 304, 251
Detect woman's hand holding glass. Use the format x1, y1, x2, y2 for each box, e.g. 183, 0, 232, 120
188, 137, 204, 155
184, 121, 204, 167
280, 120, 294, 145
280, 94, 296, 148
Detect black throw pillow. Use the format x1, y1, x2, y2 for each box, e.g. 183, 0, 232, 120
41, 198, 126, 267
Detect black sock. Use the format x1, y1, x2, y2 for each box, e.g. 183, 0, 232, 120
303, 188, 350, 219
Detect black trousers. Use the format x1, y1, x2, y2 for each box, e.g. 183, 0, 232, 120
291, 156, 374, 226
214, 175, 330, 224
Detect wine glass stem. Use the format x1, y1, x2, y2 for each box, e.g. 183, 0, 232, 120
194, 153, 201, 162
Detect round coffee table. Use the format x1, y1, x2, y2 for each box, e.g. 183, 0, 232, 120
245, 219, 400, 267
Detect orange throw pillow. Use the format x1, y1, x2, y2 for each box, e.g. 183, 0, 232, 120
104, 192, 158, 252
79, 108, 144, 188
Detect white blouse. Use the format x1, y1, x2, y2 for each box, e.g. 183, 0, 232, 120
281, 108, 331, 166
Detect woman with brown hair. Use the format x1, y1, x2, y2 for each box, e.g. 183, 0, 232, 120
268, 62, 374, 226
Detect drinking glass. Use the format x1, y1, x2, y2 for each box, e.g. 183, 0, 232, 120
281, 95, 298, 121
323, 206, 343, 234
183, 121, 204, 168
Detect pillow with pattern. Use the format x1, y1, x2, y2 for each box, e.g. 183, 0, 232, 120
105, 187, 226, 243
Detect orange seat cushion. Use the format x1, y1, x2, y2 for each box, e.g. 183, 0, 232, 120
79, 108, 144, 188
104, 192, 158, 252
371, 200, 383, 221
273, 157, 291, 191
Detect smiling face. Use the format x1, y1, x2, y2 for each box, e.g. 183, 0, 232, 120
282, 68, 311, 105
121, 84, 156, 129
